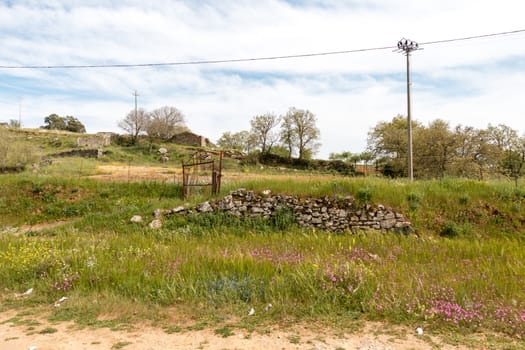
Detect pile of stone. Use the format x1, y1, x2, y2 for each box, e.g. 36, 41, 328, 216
148, 188, 412, 234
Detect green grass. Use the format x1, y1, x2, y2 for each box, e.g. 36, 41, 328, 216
1, 164, 525, 345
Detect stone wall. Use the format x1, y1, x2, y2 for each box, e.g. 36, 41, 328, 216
170, 131, 213, 147
77, 133, 113, 148
161, 189, 412, 233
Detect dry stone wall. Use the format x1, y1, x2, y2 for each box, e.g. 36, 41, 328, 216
160, 189, 412, 233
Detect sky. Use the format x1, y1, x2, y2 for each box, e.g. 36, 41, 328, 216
1, 0, 524, 159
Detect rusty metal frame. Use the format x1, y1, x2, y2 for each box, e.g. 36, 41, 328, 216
182, 150, 223, 198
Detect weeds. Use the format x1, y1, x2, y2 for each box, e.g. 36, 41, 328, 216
0, 170, 524, 341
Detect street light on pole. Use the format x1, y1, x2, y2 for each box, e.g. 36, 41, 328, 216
397, 38, 419, 181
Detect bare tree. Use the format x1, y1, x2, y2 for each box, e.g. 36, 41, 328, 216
279, 115, 296, 159
118, 108, 149, 144
250, 113, 280, 153
146, 106, 187, 140
281, 107, 320, 160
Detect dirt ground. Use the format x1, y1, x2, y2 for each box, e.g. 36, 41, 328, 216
89, 164, 339, 183
0, 309, 477, 350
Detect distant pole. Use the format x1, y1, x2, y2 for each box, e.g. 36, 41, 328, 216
18, 99, 22, 128
397, 38, 419, 181
133, 90, 139, 118
133, 90, 139, 143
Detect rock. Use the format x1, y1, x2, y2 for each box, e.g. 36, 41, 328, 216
153, 189, 413, 234
380, 219, 396, 229
251, 206, 264, 214
172, 206, 185, 213
130, 215, 143, 223
148, 219, 162, 229
197, 201, 213, 213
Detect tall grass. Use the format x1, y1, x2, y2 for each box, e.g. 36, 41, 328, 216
1, 225, 523, 336
1, 172, 524, 339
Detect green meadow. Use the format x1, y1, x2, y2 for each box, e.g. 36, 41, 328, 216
1, 154, 524, 348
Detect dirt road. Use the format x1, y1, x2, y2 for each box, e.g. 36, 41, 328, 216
0, 310, 473, 350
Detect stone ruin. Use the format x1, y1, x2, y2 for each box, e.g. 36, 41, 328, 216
149, 188, 413, 234
77, 133, 113, 148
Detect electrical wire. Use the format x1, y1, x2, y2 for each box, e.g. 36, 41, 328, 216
0, 28, 524, 70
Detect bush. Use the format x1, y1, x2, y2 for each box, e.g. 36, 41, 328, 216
439, 221, 470, 238
0, 129, 40, 172
407, 192, 422, 211
357, 187, 373, 203
256, 152, 355, 175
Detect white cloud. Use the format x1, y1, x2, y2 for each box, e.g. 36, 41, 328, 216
1, 0, 525, 159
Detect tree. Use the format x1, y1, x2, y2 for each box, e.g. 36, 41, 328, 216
8, 119, 20, 128
488, 124, 525, 187
453, 126, 496, 180
250, 113, 280, 153
415, 119, 456, 178
65, 116, 86, 133
42, 114, 66, 130
41, 114, 86, 133
367, 115, 422, 177
279, 114, 296, 159
118, 108, 149, 144
280, 107, 320, 160
217, 131, 255, 153
146, 106, 187, 140
360, 151, 374, 176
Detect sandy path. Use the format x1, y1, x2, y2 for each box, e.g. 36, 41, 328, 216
0, 310, 473, 350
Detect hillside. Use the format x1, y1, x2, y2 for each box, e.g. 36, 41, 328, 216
0, 127, 524, 349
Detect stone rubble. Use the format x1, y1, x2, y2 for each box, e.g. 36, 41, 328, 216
154, 188, 412, 234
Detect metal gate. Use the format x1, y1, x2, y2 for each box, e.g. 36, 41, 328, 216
182, 150, 223, 198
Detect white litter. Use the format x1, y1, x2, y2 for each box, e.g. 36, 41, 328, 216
28, 346, 37, 350
264, 303, 273, 312
22, 288, 33, 296
416, 327, 423, 335
53, 296, 68, 307
248, 308, 255, 316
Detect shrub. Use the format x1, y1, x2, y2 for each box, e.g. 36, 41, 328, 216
439, 221, 461, 238
407, 192, 422, 210
0, 129, 40, 172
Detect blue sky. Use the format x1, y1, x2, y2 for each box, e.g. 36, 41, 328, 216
1, 0, 524, 158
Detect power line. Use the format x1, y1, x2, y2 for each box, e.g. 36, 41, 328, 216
420, 28, 525, 46
0, 28, 524, 70
0, 45, 397, 69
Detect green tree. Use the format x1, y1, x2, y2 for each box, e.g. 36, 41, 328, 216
217, 131, 255, 153
41, 114, 86, 133
280, 107, 320, 160
65, 116, 86, 133
367, 115, 422, 178
488, 124, 525, 187
415, 119, 456, 178
249, 113, 280, 154
8, 119, 20, 128
453, 126, 496, 180
42, 114, 66, 130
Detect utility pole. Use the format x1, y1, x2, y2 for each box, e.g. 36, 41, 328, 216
397, 38, 419, 181
133, 90, 139, 119
18, 100, 22, 128
133, 90, 139, 143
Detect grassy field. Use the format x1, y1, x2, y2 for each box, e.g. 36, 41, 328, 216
1, 147, 525, 348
